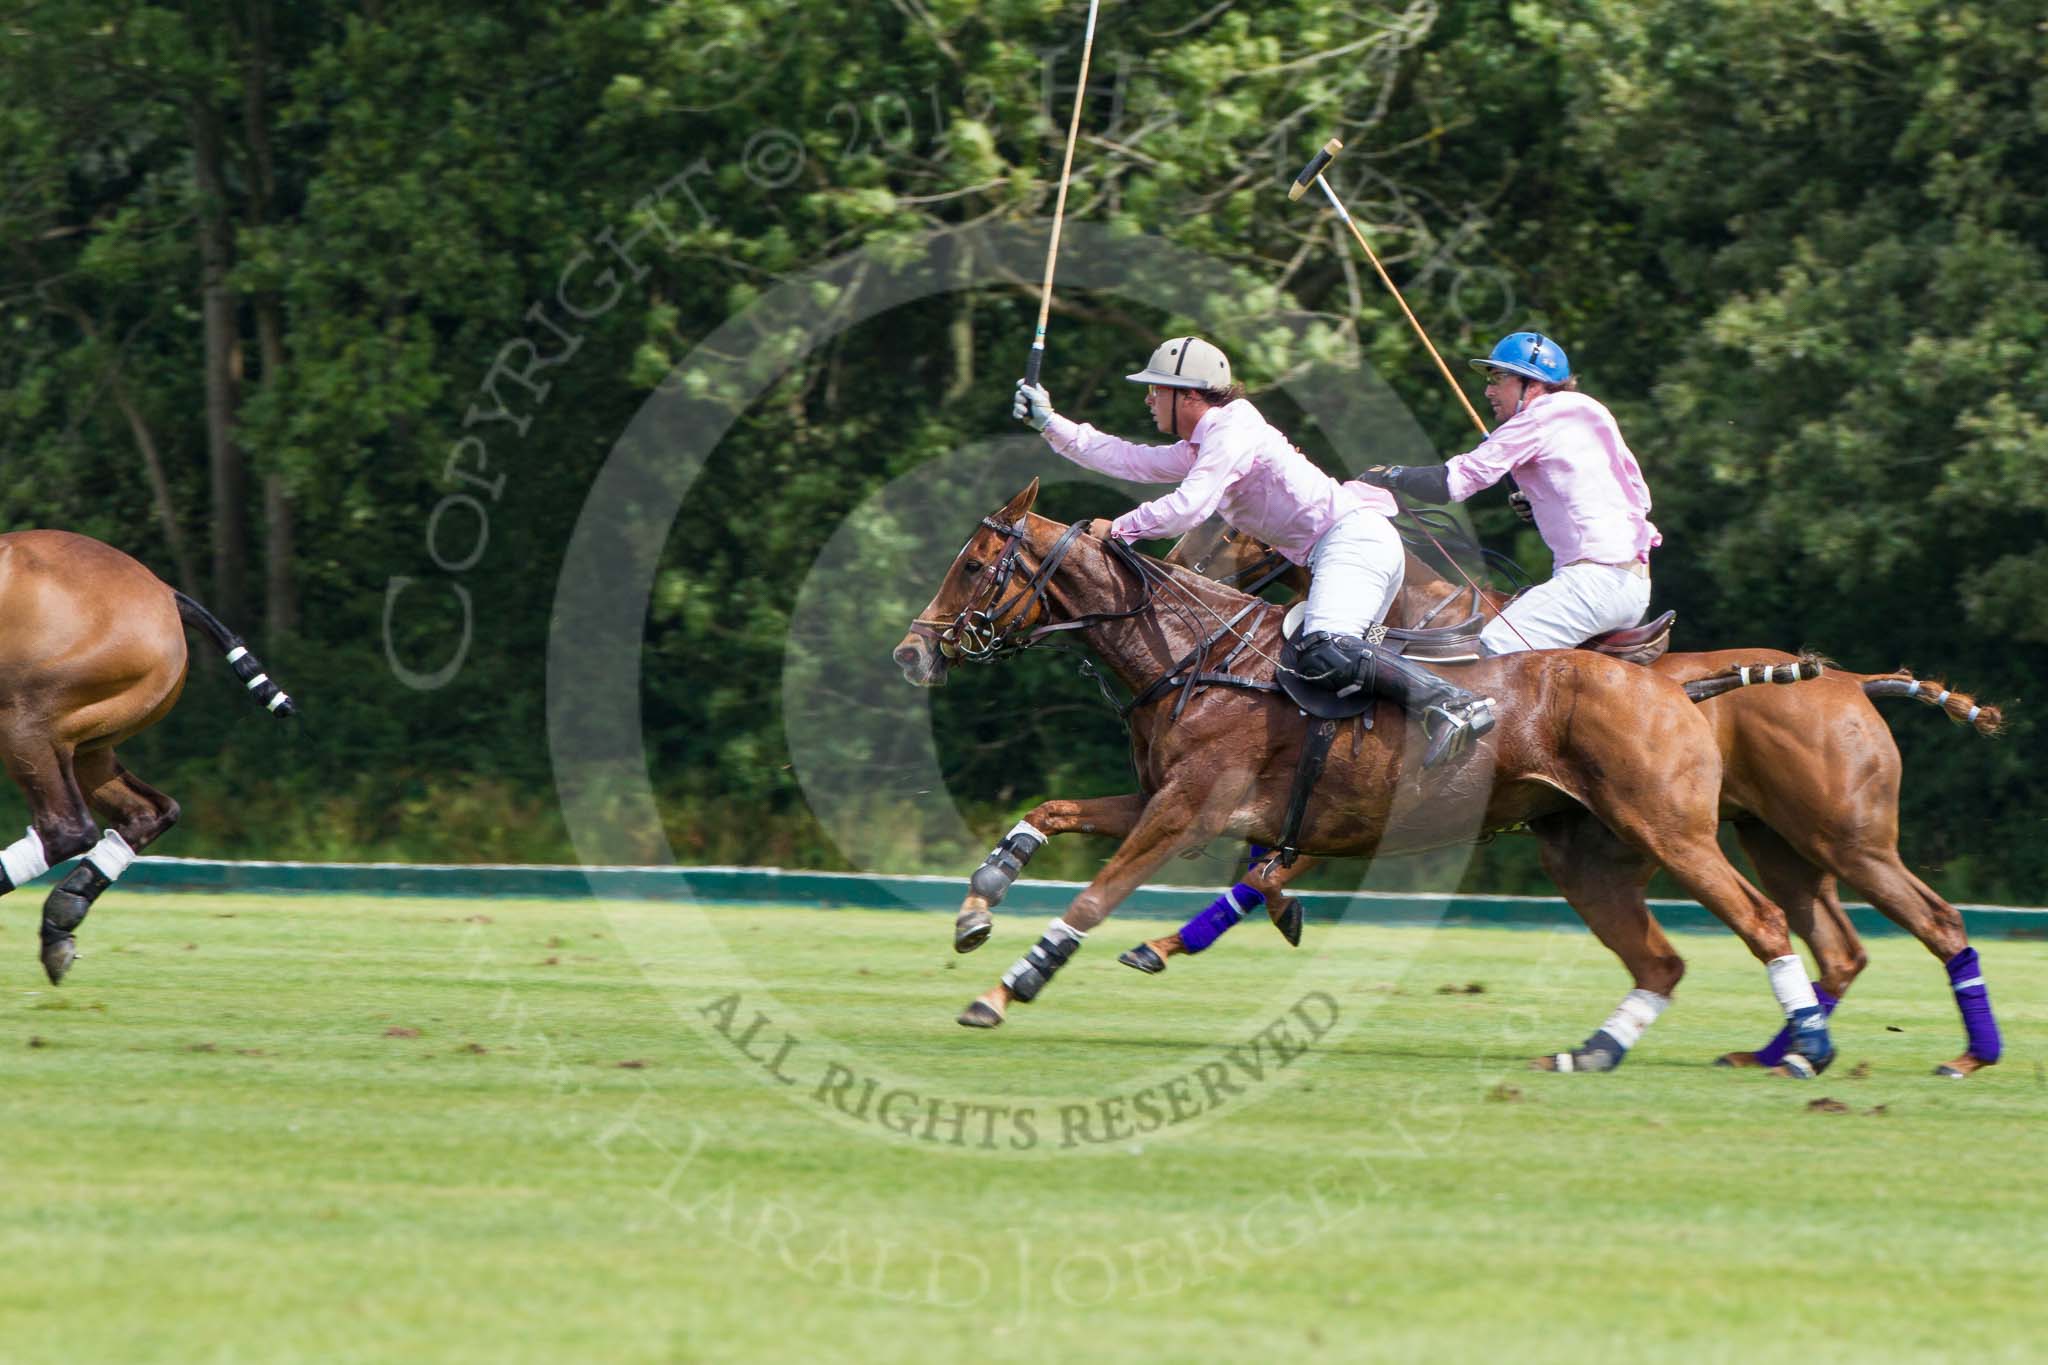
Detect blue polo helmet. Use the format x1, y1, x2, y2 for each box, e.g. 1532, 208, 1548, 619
1470, 331, 1570, 384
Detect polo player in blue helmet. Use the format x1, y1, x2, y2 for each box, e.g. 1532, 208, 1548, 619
1356, 331, 1659, 655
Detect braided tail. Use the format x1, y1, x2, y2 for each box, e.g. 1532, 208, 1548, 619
173, 590, 297, 718
1861, 668, 2003, 736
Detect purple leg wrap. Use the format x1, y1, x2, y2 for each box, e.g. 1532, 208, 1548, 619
1751, 984, 1839, 1068
1946, 947, 2002, 1063
1179, 882, 1265, 954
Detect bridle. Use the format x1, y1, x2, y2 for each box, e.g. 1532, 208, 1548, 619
911, 516, 1159, 664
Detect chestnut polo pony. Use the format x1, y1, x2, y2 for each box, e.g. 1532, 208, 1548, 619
0, 531, 294, 983
1134, 522, 2007, 1077
893, 482, 1838, 1074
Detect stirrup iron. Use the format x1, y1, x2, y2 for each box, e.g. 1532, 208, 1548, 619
1421, 695, 1495, 768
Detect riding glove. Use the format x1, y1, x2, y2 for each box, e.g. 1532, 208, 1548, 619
1012, 380, 1054, 431
1357, 463, 1452, 503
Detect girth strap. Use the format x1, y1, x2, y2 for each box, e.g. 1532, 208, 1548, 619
1277, 717, 1341, 867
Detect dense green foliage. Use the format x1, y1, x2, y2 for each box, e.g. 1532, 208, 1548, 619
4, 895, 2045, 1361
1, 2, 2041, 896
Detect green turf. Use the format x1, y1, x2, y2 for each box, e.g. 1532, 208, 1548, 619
1, 893, 2043, 1363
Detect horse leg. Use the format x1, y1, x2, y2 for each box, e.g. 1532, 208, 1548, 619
1526, 812, 1681, 1073
1715, 821, 1859, 1069
1577, 788, 1834, 1076
0, 740, 104, 984
1821, 843, 1999, 1077
960, 786, 1220, 1028
35, 750, 182, 983
953, 794, 1146, 953
1118, 848, 1310, 974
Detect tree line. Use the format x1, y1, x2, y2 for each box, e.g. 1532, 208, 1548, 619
2, 1, 2041, 899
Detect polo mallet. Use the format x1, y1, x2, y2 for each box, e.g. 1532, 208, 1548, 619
1023, 0, 1102, 388
1290, 136, 1536, 652
1291, 137, 1490, 440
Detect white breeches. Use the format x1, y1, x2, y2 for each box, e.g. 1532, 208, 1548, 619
1479, 561, 1652, 655
1300, 512, 1405, 637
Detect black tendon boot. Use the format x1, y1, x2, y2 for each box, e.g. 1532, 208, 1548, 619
1296, 632, 1496, 768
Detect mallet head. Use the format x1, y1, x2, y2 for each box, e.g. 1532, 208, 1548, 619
1288, 137, 1344, 201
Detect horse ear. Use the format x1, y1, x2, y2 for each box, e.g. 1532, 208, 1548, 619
998, 478, 1040, 521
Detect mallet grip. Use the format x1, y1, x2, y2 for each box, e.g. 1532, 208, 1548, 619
1289, 137, 1344, 202
1024, 344, 1044, 388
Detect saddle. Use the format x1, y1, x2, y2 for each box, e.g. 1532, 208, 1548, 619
1274, 603, 1483, 720
1582, 610, 1675, 665
1271, 605, 1492, 865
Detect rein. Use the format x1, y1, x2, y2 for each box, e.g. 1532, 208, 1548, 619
911, 517, 1161, 663
915, 517, 1283, 721
1394, 506, 1533, 594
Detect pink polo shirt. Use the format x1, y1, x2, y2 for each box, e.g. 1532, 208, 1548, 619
1042, 399, 1371, 565
1445, 391, 1660, 565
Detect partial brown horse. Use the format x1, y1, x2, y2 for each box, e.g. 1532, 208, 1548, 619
0, 531, 295, 983
893, 482, 1839, 1073
1140, 520, 2006, 1075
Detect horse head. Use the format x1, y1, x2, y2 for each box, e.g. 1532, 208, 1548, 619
893, 479, 1047, 687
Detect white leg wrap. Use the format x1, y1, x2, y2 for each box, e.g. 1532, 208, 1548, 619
1598, 988, 1671, 1052
0, 826, 50, 888
1043, 918, 1084, 947
1767, 954, 1819, 1018
84, 829, 137, 882
1006, 820, 1048, 850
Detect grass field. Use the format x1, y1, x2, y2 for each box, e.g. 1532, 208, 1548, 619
2, 892, 2044, 1364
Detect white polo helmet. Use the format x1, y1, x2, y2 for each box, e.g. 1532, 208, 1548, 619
1126, 336, 1232, 391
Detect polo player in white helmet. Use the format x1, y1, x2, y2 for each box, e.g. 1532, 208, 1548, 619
1015, 338, 1495, 767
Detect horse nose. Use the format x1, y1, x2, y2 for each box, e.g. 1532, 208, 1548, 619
892, 641, 923, 670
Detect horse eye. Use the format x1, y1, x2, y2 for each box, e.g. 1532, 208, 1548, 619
962, 558, 982, 574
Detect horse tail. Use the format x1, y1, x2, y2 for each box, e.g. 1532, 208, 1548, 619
1680, 652, 1828, 704
173, 590, 298, 719
1859, 668, 2003, 736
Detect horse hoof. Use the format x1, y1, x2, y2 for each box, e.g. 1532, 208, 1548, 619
957, 1000, 1004, 1029
40, 935, 76, 986
1933, 1054, 1989, 1078
1528, 1054, 1561, 1072
954, 903, 993, 954
1532, 1047, 1620, 1074
1269, 896, 1303, 948
1118, 943, 1166, 974
1776, 1054, 1822, 1079
1714, 1051, 1765, 1069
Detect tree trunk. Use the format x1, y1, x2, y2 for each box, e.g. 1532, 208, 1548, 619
45, 295, 201, 592
113, 369, 203, 595
245, 0, 298, 639
191, 97, 248, 623
263, 472, 297, 638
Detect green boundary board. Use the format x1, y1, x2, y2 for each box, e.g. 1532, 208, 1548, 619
113, 858, 2048, 938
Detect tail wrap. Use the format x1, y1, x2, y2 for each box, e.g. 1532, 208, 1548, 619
173, 591, 297, 718
1861, 670, 2002, 735
1681, 655, 1825, 704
